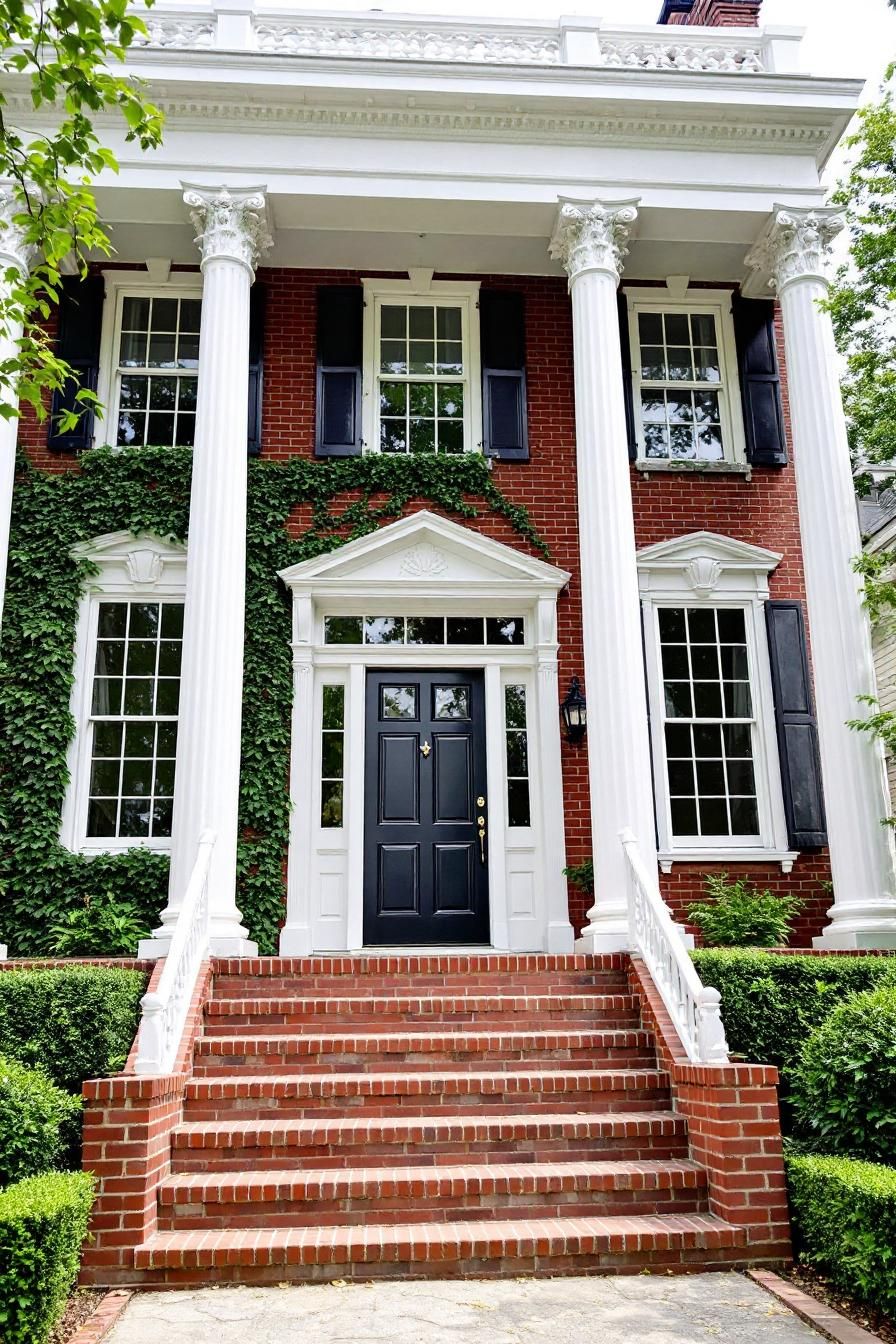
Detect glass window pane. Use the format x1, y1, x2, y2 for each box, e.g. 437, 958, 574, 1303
641, 392, 666, 423
89, 759, 120, 796
119, 798, 151, 838
95, 640, 124, 677
129, 604, 160, 638
124, 680, 154, 715
381, 421, 408, 454
666, 349, 694, 381
380, 382, 407, 417
667, 397, 693, 424
157, 722, 178, 757
664, 313, 690, 345
664, 682, 693, 718
693, 725, 723, 758
151, 798, 174, 837
321, 731, 344, 779
690, 644, 719, 680
693, 682, 723, 718
118, 376, 147, 409
697, 428, 724, 461
486, 617, 524, 646
86, 798, 118, 838
122, 759, 153, 797
716, 609, 746, 643
724, 682, 753, 717
723, 723, 753, 758
644, 423, 669, 458
720, 645, 749, 680
148, 333, 177, 368
667, 759, 695, 795
506, 730, 528, 776
152, 297, 178, 330
661, 644, 689, 680
670, 797, 698, 836
436, 343, 463, 375
409, 306, 435, 339
641, 347, 666, 380
699, 797, 729, 836
694, 390, 720, 423
726, 759, 756, 795
687, 609, 717, 643
638, 312, 663, 345
93, 722, 123, 757
124, 721, 155, 756
434, 686, 471, 720
380, 341, 407, 374
437, 420, 464, 454
177, 334, 200, 368
447, 617, 484, 645
407, 617, 444, 645
324, 616, 363, 645
381, 305, 406, 339
98, 604, 128, 639
321, 780, 344, 828
149, 377, 177, 411
408, 382, 435, 417
409, 420, 436, 454
437, 384, 463, 418
505, 685, 527, 730
121, 297, 150, 332
436, 307, 462, 340
669, 425, 696, 459
664, 723, 692, 758
691, 313, 716, 346
730, 796, 760, 834
658, 608, 686, 642
158, 640, 182, 677
92, 678, 122, 715
180, 299, 201, 333
507, 778, 531, 828
161, 603, 184, 639
126, 640, 157, 676
364, 617, 404, 646
694, 348, 721, 383
119, 331, 147, 367
695, 759, 726, 794
155, 680, 180, 715
178, 378, 197, 412
381, 686, 417, 719
409, 341, 434, 375
322, 685, 345, 730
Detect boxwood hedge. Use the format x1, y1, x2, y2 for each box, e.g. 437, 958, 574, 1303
0, 1171, 95, 1344
0, 966, 146, 1093
787, 1154, 896, 1317
0, 1056, 82, 1186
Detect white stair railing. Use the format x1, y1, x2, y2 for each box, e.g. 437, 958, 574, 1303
134, 830, 215, 1075
621, 827, 729, 1065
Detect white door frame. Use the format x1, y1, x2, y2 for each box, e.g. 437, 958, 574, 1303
278, 511, 573, 955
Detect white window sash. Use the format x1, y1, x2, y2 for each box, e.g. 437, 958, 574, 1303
361, 278, 482, 457
626, 290, 747, 466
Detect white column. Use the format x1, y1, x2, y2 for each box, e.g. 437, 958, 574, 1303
748, 207, 896, 949
143, 186, 271, 958
550, 198, 658, 952
0, 188, 36, 635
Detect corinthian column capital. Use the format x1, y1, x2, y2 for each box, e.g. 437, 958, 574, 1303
549, 197, 640, 286
0, 186, 38, 276
746, 205, 846, 294
182, 183, 273, 278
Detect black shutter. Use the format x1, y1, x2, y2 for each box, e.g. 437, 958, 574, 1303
765, 600, 827, 848
47, 275, 105, 452
617, 291, 638, 463
733, 294, 787, 468
315, 286, 363, 458
247, 282, 266, 456
480, 290, 528, 461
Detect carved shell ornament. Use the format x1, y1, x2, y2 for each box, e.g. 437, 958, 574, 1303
399, 544, 449, 577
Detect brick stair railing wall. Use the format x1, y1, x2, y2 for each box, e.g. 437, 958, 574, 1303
667, 0, 762, 24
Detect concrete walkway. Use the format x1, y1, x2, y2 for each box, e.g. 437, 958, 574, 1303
106, 1273, 825, 1343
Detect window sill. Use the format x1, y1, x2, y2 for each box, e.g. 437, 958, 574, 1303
635, 459, 752, 481
658, 848, 799, 874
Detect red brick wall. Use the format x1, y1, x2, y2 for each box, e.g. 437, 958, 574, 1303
17, 266, 832, 943
669, 0, 761, 24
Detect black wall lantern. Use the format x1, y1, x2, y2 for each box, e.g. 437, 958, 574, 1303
560, 676, 587, 744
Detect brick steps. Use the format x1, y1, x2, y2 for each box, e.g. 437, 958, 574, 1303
158, 1158, 708, 1229
133, 1212, 748, 1284
205, 993, 640, 1030
192, 1028, 657, 1075
182, 1068, 672, 1120
171, 1109, 689, 1171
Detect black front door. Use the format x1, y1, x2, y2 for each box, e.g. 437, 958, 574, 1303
364, 669, 490, 945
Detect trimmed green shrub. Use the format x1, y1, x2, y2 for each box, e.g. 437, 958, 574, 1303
687, 874, 801, 947
0, 1172, 94, 1344
690, 948, 896, 1082
0, 967, 146, 1094
787, 1155, 896, 1317
791, 986, 896, 1161
0, 1056, 82, 1185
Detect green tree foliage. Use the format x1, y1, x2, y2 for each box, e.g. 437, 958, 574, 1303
828, 65, 896, 484
0, 0, 163, 423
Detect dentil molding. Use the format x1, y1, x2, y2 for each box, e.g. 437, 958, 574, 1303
745, 205, 846, 293
549, 198, 640, 285
182, 185, 273, 276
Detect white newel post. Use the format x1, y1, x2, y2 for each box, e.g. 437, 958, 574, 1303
748, 207, 896, 949
550, 198, 658, 952
142, 186, 271, 958
0, 188, 36, 637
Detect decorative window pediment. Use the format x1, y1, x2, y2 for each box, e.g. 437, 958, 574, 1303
637, 531, 781, 601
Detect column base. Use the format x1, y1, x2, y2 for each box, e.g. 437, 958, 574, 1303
209, 936, 258, 957
279, 926, 314, 956
137, 936, 171, 960
546, 921, 576, 954
813, 899, 896, 950
0, 944, 7, 961
575, 914, 632, 954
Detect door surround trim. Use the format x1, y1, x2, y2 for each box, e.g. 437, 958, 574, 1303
278, 510, 574, 956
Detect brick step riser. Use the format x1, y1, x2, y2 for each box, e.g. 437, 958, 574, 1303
183, 1089, 672, 1120
205, 1013, 642, 1032
169, 1139, 693, 1171
193, 1048, 658, 1076
213, 975, 631, 997
158, 1189, 709, 1230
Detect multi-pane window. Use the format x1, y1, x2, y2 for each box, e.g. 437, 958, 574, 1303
658, 607, 760, 839
86, 601, 183, 839
377, 302, 467, 455
323, 615, 525, 646
320, 686, 345, 827
504, 685, 531, 828
634, 309, 728, 463
115, 295, 201, 448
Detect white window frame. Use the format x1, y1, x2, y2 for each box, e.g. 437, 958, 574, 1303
94, 270, 203, 450
60, 532, 188, 854
361, 277, 482, 457
637, 531, 797, 873
625, 287, 747, 469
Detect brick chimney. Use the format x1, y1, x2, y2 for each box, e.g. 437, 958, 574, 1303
658, 0, 761, 25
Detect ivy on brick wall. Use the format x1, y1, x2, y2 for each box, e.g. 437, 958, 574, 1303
0, 447, 546, 955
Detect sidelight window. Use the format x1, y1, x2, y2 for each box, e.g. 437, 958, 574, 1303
504, 684, 531, 828
320, 685, 345, 827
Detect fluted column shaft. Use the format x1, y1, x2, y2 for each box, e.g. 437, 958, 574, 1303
751, 207, 896, 948
145, 186, 270, 957
551, 199, 657, 951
